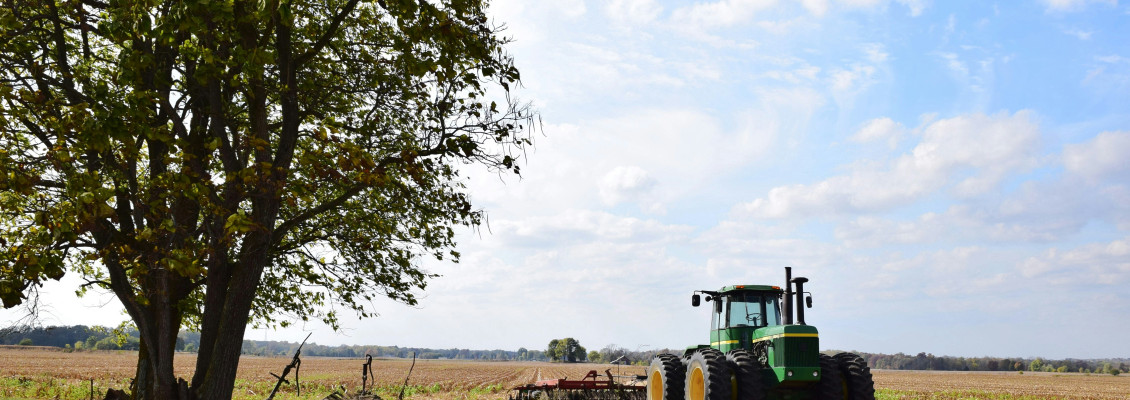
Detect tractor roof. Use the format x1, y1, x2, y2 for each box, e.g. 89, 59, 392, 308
718, 284, 783, 293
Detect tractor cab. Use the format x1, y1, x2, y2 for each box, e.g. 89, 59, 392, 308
691, 285, 783, 354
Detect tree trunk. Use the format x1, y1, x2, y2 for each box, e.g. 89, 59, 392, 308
131, 272, 188, 400
192, 233, 275, 399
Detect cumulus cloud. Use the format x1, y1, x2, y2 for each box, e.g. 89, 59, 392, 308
1063, 131, 1130, 182
670, 0, 778, 29
1018, 237, 1130, 285
599, 166, 663, 212
850, 117, 907, 148
739, 111, 1041, 218
828, 64, 878, 108
799, 0, 926, 17
836, 0, 885, 8
492, 209, 693, 248
801, 0, 829, 16
605, 0, 663, 25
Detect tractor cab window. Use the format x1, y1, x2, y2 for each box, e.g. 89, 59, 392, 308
725, 293, 781, 327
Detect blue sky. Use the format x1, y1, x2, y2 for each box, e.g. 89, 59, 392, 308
6, 0, 1129, 360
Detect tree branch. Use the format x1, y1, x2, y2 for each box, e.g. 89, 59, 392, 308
294, 0, 361, 67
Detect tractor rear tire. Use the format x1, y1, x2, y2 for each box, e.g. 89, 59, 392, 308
725, 350, 765, 400
834, 353, 875, 400
816, 353, 845, 400
648, 354, 686, 400
685, 350, 732, 400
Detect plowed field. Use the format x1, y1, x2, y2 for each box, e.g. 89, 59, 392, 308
1, 348, 1127, 399
872, 369, 1130, 399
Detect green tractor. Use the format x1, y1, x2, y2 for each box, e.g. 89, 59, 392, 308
646, 267, 875, 400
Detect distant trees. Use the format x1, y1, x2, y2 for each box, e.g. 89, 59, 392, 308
547, 340, 560, 362
855, 351, 1130, 374
588, 351, 603, 363
17, 338, 31, 346
546, 338, 587, 363
599, 345, 632, 365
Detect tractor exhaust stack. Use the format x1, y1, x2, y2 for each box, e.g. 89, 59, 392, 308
783, 267, 793, 325
791, 276, 809, 325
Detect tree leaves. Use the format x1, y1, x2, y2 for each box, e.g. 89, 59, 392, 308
1, 0, 535, 333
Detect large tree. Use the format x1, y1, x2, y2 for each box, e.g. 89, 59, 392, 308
0, 0, 532, 398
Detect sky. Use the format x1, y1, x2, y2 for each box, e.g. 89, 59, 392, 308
5, 0, 1130, 360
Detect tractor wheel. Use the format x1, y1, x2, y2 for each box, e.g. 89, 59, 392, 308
834, 353, 875, 400
815, 353, 845, 400
724, 350, 765, 400
648, 354, 686, 400
685, 350, 732, 400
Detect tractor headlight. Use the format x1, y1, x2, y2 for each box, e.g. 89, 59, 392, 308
812, 371, 818, 377
786, 370, 793, 377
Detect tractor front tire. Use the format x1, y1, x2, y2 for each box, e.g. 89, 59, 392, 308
834, 353, 876, 400
724, 350, 765, 400
816, 353, 845, 400
648, 354, 686, 400
685, 350, 732, 400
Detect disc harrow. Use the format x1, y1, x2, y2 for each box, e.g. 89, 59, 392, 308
510, 369, 645, 400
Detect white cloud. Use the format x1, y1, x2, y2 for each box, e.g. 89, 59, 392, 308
492, 209, 692, 247
828, 64, 877, 108
836, 0, 885, 8
762, 65, 822, 84
850, 117, 907, 148
1096, 54, 1128, 64
895, 0, 928, 16
739, 111, 1041, 218
670, 0, 779, 29
605, 0, 663, 25
862, 43, 890, 63
1042, 0, 1118, 12
938, 52, 968, 77
1018, 237, 1130, 285
801, 0, 829, 16
1063, 28, 1093, 40
1083, 54, 1130, 93
553, 0, 588, 18
799, 0, 927, 16
1063, 131, 1130, 182
599, 165, 663, 212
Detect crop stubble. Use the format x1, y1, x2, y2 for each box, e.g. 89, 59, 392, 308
1, 348, 1126, 399
873, 369, 1129, 399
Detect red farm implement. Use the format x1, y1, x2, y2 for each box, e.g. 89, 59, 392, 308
510, 369, 645, 400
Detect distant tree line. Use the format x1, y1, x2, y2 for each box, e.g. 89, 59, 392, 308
0, 325, 141, 351
0, 325, 550, 360
849, 351, 1128, 375
4, 326, 1126, 374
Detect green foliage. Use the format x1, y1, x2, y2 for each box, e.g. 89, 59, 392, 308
1, 0, 532, 330
845, 351, 1128, 374
588, 350, 602, 363
17, 338, 31, 346
547, 337, 586, 363
1, 0, 534, 395
547, 339, 560, 362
